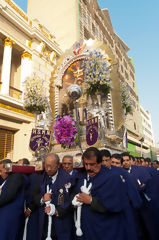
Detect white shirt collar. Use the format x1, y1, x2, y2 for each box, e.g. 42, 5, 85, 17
51, 171, 58, 184
0, 180, 6, 189
87, 174, 90, 181
69, 170, 73, 175
128, 166, 131, 173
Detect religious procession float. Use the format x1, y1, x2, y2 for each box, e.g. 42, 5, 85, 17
5, 39, 133, 172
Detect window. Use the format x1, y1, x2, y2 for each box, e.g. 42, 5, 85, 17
125, 71, 129, 80
0, 129, 14, 161
123, 60, 127, 69
134, 123, 136, 130
83, 9, 87, 24
88, 15, 91, 29
115, 47, 122, 59
92, 23, 95, 34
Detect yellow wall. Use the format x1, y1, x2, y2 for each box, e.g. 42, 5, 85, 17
27, 0, 78, 51
0, 104, 34, 162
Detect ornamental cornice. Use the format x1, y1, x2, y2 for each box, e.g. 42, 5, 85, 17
29, 28, 62, 55
5, 0, 28, 21
0, 103, 34, 122
0, 3, 62, 55
21, 51, 32, 60
38, 24, 55, 41
4, 37, 14, 47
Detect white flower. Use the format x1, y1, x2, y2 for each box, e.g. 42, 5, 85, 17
23, 73, 48, 113
84, 49, 112, 96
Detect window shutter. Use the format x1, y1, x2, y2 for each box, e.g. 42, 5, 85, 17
0, 129, 14, 161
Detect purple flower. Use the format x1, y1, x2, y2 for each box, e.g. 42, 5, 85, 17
53, 115, 78, 148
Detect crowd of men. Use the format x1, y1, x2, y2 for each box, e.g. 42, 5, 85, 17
0, 148, 159, 240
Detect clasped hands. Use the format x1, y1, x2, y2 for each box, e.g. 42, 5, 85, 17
73, 180, 92, 206
76, 192, 92, 205
42, 193, 57, 216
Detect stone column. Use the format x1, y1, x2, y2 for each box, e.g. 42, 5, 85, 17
1, 38, 13, 95
21, 51, 32, 100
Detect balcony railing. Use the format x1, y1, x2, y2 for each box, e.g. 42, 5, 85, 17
9, 86, 22, 101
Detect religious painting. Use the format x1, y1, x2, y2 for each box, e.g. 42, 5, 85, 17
59, 59, 86, 124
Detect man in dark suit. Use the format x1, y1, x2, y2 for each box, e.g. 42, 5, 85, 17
0, 159, 25, 240
29, 153, 73, 240
62, 155, 77, 176
121, 152, 151, 185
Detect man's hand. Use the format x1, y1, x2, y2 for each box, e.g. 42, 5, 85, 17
45, 205, 51, 214
76, 193, 92, 205
43, 193, 52, 203
45, 206, 57, 215
25, 208, 32, 218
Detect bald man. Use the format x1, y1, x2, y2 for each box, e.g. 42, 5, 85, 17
29, 153, 73, 240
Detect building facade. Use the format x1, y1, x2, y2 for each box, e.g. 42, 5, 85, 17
27, 0, 143, 154
0, 0, 62, 161
140, 105, 155, 147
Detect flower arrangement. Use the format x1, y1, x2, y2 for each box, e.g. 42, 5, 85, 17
120, 81, 132, 114
84, 50, 112, 96
53, 115, 78, 148
23, 73, 48, 113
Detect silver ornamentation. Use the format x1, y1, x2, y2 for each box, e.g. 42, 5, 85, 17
67, 84, 82, 100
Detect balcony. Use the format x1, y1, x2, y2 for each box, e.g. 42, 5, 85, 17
9, 86, 22, 101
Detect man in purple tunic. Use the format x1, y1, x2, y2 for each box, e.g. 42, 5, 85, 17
30, 153, 73, 240
0, 159, 25, 240
62, 155, 77, 177
73, 147, 138, 240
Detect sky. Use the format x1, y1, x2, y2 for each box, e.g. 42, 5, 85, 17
97, 0, 159, 146
14, 0, 159, 145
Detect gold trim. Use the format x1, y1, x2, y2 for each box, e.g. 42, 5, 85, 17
0, 103, 34, 117
50, 51, 56, 62
49, 34, 53, 40
38, 24, 55, 40
39, 24, 49, 39
29, 20, 32, 27
39, 42, 45, 54
43, 49, 50, 58
4, 38, 14, 47
21, 51, 32, 60
49, 74, 55, 125
26, 40, 32, 48
5, 0, 28, 22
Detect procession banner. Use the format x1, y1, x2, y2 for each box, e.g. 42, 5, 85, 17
29, 128, 51, 152
86, 117, 98, 147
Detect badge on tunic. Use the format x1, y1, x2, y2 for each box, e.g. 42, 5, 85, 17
65, 182, 71, 192
0, 189, 2, 195
58, 189, 64, 205
120, 175, 125, 183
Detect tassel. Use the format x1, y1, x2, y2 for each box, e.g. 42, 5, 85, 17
76, 206, 83, 236
72, 179, 92, 237
46, 185, 52, 240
